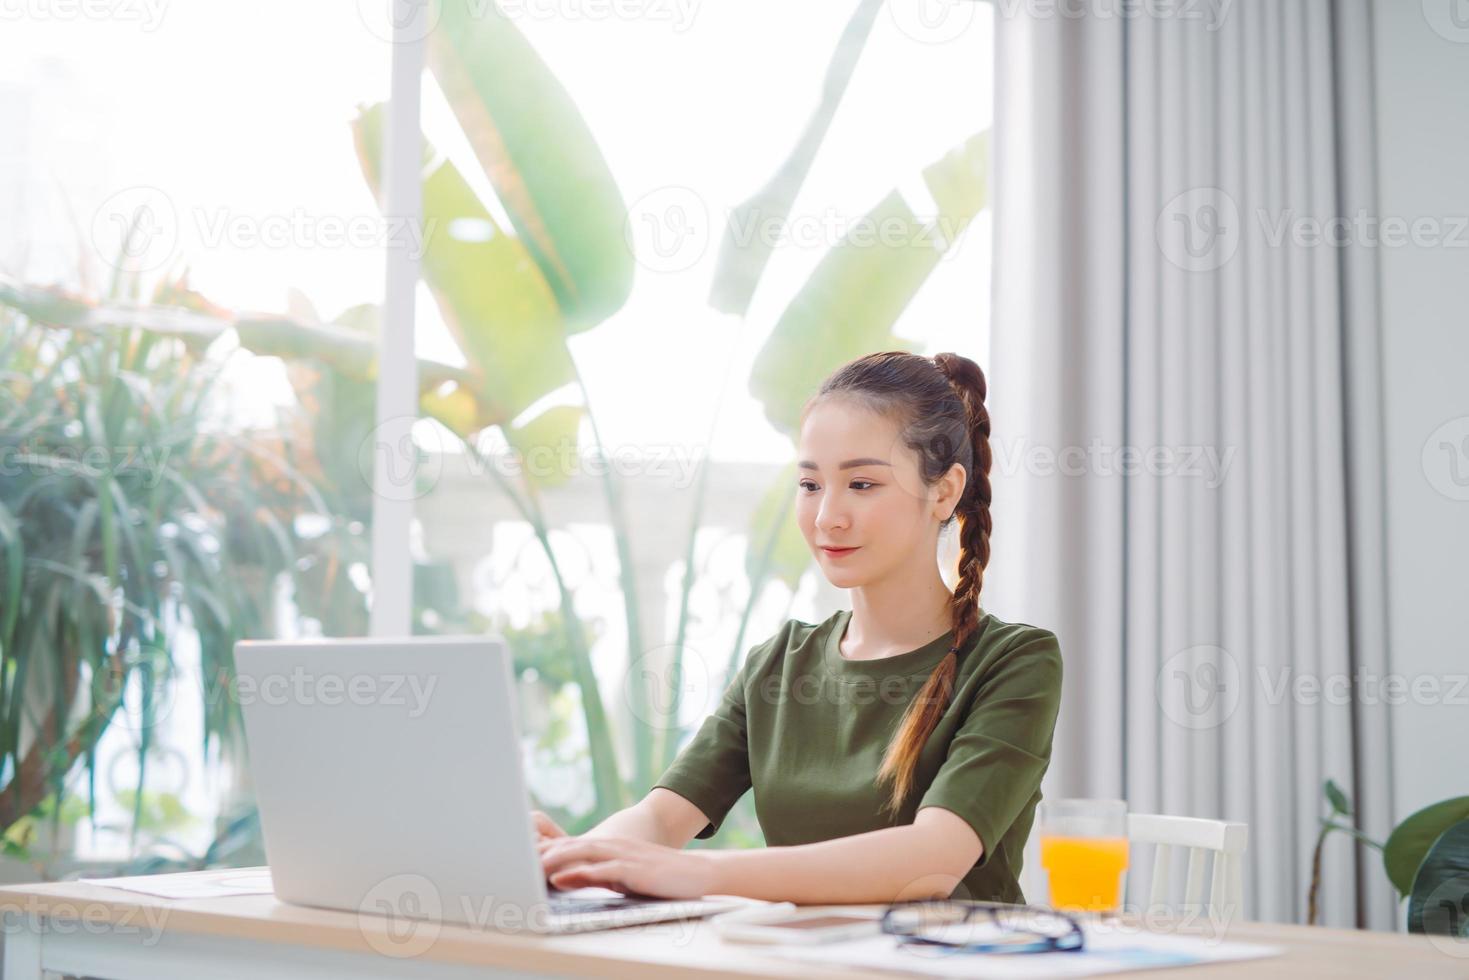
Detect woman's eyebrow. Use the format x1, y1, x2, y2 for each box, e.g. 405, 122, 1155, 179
797, 458, 892, 470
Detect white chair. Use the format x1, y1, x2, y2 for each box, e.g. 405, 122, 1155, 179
1019, 812, 1249, 922
1127, 813, 1248, 921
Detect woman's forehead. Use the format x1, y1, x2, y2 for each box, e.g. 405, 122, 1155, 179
798, 399, 906, 462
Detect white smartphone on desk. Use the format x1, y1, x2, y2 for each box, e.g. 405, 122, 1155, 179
713, 903, 884, 945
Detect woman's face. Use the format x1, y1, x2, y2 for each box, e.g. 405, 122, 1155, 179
795, 397, 962, 589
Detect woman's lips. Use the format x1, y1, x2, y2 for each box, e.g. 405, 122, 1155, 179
821, 546, 859, 558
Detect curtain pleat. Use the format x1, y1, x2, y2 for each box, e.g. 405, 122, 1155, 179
1331, 0, 1398, 932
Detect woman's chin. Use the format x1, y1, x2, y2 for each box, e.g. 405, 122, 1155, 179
820, 566, 866, 589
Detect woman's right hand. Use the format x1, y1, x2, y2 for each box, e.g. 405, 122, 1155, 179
532, 809, 569, 842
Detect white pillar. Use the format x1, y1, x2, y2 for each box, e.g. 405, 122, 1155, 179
369, 0, 425, 638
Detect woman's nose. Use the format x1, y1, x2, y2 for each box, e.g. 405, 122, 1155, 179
815, 499, 848, 532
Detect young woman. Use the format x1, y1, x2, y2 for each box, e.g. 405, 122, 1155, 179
537, 351, 1063, 904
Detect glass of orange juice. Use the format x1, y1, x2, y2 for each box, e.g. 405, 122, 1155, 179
1037, 799, 1130, 914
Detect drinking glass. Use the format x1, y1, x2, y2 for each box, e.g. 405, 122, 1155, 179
1037, 799, 1130, 913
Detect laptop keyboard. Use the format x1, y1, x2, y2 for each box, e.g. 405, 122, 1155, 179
547, 895, 667, 914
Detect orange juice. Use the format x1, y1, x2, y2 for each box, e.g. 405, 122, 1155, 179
1039, 835, 1130, 911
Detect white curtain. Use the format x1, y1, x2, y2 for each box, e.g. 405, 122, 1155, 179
986, 0, 1396, 929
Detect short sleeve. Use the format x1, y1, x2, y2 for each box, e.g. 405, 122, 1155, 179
917, 628, 1063, 867
651, 641, 762, 840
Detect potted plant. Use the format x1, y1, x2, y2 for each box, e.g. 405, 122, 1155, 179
1310, 779, 1469, 936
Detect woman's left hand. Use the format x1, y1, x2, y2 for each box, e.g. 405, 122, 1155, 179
537, 836, 723, 899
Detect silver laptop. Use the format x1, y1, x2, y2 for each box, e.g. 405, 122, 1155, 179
234, 634, 747, 934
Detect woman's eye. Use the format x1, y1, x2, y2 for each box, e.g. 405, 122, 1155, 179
850, 481, 875, 491
799, 481, 817, 492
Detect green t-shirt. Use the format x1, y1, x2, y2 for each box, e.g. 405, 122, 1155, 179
652, 608, 1063, 904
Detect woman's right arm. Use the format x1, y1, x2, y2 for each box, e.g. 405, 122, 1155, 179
579, 788, 711, 849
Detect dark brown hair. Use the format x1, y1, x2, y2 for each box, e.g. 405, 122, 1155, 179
802, 350, 992, 818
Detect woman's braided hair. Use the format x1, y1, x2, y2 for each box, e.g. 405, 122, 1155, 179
805, 350, 992, 817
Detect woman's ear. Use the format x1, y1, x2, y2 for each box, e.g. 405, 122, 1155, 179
936, 462, 967, 520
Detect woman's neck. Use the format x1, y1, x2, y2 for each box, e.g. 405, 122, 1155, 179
842, 571, 955, 660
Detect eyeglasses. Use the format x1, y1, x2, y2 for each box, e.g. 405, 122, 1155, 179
880, 900, 1085, 957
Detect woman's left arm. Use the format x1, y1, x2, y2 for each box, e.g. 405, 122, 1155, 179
710, 807, 982, 902
538, 807, 981, 903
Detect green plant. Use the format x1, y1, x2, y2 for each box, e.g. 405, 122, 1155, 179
1309, 778, 1384, 924
0, 278, 337, 868
1312, 779, 1469, 936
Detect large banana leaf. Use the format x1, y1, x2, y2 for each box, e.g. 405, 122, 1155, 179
427, 0, 633, 330
749, 130, 990, 438
708, 0, 885, 315
352, 103, 584, 489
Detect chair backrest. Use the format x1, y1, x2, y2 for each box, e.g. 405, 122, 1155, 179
1126, 813, 1248, 921
1018, 810, 1249, 920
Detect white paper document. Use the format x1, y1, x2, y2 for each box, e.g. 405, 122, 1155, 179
764, 924, 1282, 978
81, 867, 275, 900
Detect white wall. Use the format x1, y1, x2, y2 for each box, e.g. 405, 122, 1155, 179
1371, 2, 1469, 824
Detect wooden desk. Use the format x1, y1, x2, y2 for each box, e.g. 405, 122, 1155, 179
0, 873, 1463, 979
